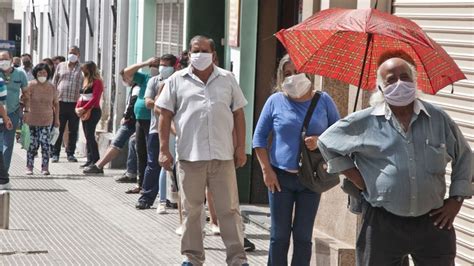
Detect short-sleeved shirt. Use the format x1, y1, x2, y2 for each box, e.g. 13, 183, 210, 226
53, 62, 83, 103
145, 75, 164, 134
133, 72, 151, 120
0, 68, 28, 114
157, 66, 248, 161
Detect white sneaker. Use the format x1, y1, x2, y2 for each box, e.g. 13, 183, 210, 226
210, 223, 220, 235
0, 182, 11, 190
175, 225, 183, 235
157, 202, 167, 214
25, 168, 33, 175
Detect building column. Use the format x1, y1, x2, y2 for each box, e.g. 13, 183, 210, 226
78, 0, 87, 62
113, 0, 130, 133
84, 0, 99, 63
136, 0, 156, 63
98, 0, 113, 131
68, 0, 77, 47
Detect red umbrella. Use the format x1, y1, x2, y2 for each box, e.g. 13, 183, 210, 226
275, 8, 466, 110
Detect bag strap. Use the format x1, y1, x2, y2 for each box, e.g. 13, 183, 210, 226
301, 91, 322, 133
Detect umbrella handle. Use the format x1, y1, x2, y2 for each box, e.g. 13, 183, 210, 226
353, 33, 373, 112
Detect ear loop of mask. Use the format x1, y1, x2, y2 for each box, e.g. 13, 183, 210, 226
378, 85, 384, 94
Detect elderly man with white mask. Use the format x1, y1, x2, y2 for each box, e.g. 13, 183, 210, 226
318, 50, 472, 265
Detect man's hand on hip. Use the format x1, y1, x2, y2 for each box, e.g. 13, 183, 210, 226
159, 150, 174, 171
342, 167, 366, 191
234, 146, 247, 168
430, 198, 463, 230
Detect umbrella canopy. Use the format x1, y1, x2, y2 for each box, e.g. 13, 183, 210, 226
275, 8, 466, 95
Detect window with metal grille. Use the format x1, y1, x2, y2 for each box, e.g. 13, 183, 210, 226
155, 0, 184, 57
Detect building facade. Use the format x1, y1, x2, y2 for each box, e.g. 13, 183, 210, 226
11, 0, 474, 264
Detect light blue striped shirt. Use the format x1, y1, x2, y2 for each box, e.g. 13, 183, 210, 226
318, 99, 473, 217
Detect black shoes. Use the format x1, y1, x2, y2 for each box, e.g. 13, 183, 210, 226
83, 165, 104, 174
67, 155, 78, 162
135, 201, 152, 210
80, 162, 92, 168
166, 200, 178, 209
244, 238, 256, 252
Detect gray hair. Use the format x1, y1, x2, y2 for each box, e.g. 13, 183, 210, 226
69, 45, 80, 53
189, 35, 216, 52
274, 54, 292, 92
370, 58, 418, 107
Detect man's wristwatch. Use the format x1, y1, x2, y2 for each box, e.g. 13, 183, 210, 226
451, 196, 464, 203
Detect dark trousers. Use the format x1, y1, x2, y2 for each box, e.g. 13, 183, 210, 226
81, 108, 102, 164
268, 167, 321, 266
357, 202, 456, 266
138, 133, 161, 204
0, 126, 8, 185
0, 152, 9, 185
54, 102, 80, 157
136, 119, 150, 187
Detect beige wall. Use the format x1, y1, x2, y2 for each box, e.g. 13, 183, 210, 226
0, 8, 19, 40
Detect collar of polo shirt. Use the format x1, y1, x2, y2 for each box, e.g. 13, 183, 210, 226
371, 99, 431, 120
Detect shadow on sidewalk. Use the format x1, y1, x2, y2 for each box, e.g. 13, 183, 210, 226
11, 175, 86, 180
9, 188, 68, 192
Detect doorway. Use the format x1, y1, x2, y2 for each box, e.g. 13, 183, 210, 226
8, 23, 21, 57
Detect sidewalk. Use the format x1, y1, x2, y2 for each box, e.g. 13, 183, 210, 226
0, 145, 270, 265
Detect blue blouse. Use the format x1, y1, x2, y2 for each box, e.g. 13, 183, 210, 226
253, 92, 340, 171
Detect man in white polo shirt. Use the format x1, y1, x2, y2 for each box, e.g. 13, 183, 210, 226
157, 35, 248, 266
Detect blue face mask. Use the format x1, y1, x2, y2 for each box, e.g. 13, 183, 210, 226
159, 66, 174, 79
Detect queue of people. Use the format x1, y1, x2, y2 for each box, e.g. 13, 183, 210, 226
0, 30, 471, 266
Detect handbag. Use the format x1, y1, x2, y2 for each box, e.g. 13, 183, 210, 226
297, 91, 340, 193
79, 108, 92, 121
20, 124, 31, 150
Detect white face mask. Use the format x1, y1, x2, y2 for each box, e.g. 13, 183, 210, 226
190, 53, 213, 71
68, 53, 78, 63
150, 67, 159, 77
37, 76, 47, 83
0, 60, 11, 71
382, 80, 416, 106
282, 73, 312, 99
159, 66, 174, 79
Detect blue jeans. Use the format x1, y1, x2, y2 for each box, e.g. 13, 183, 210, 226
111, 122, 135, 149
127, 135, 137, 174
268, 167, 321, 266
138, 133, 161, 204
3, 109, 20, 172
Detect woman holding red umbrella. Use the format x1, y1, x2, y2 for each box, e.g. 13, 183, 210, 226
253, 54, 340, 265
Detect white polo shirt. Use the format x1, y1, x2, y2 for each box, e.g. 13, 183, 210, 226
157, 65, 247, 162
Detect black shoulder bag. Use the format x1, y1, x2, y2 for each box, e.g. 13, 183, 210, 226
298, 92, 340, 193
